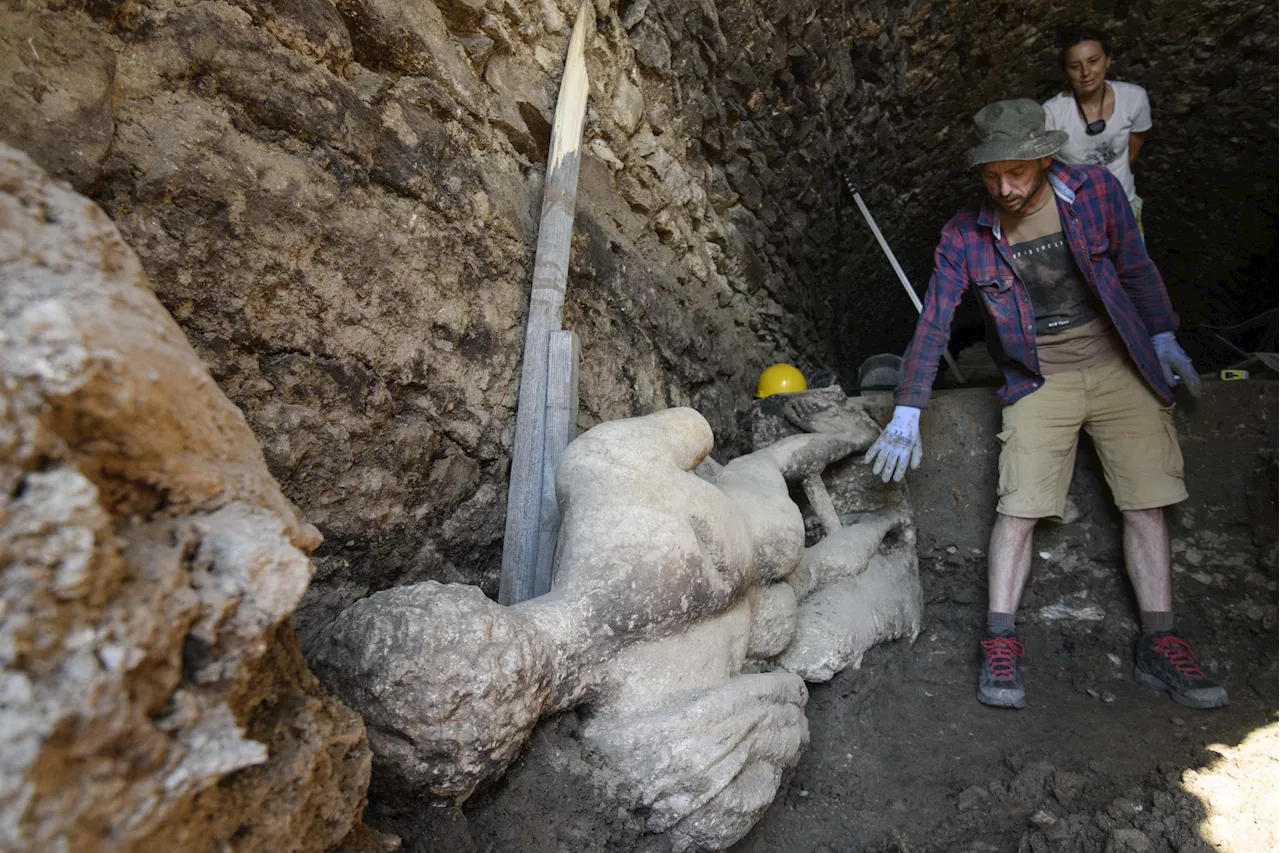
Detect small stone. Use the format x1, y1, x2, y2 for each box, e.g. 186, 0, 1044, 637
1061, 495, 1084, 523
798, 790, 809, 797
1009, 761, 1056, 805
0, 673, 33, 704
1045, 815, 1074, 841
611, 72, 645, 135
630, 128, 658, 157
538, 0, 565, 33
945, 545, 958, 554
1052, 771, 1086, 808
1108, 798, 1141, 819
1171, 716, 1185, 726
1106, 827, 1152, 852
957, 785, 990, 810
1030, 809, 1058, 828
98, 644, 126, 672
1101, 691, 1116, 703
1086, 687, 1100, 699
1038, 550, 1052, 560
587, 138, 624, 170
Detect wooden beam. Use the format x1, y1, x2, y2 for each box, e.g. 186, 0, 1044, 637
499, 0, 592, 605
533, 330, 580, 596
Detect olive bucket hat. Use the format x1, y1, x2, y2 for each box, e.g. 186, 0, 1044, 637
967, 99, 1069, 167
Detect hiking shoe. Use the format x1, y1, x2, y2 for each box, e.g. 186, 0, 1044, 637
978, 633, 1026, 709
1134, 631, 1229, 710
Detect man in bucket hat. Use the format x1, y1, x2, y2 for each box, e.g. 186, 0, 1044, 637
865, 99, 1227, 711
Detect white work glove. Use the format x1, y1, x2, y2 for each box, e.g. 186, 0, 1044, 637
864, 405, 923, 483
1151, 332, 1202, 398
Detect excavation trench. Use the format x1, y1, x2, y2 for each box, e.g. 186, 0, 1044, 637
0, 0, 1275, 850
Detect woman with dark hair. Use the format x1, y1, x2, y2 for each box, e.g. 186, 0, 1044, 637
1042, 27, 1152, 232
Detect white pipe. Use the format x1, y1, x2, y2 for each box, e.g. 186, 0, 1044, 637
846, 178, 966, 384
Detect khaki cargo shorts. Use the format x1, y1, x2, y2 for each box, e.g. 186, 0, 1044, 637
996, 358, 1188, 519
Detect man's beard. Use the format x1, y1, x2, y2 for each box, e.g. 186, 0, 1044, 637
997, 172, 1046, 215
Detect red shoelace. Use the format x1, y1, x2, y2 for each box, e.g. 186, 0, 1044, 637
981, 637, 1026, 680
1152, 635, 1205, 678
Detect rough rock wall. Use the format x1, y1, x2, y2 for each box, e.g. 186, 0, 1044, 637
0, 147, 372, 852
0, 0, 837, 637
664, 0, 1278, 362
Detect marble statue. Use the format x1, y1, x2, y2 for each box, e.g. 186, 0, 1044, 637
312, 400, 922, 851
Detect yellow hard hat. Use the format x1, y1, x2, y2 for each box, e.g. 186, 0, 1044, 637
756, 363, 807, 398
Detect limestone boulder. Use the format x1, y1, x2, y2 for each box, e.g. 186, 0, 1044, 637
0, 145, 374, 852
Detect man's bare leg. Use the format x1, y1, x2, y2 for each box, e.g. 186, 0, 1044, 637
1121, 508, 1173, 612
1123, 506, 1228, 708
979, 512, 1039, 709
988, 512, 1039, 613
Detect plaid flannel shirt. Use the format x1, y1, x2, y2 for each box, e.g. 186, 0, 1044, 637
896, 161, 1178, 409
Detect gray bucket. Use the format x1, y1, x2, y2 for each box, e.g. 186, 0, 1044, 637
857, 353, 902, 394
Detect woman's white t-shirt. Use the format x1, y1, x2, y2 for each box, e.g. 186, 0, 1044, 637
1043, 80, 1152, 201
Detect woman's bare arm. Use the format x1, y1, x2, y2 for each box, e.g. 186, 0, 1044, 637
1128, 131, 1146, 165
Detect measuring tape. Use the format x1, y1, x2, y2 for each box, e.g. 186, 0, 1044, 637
1220, 369, 1249, 381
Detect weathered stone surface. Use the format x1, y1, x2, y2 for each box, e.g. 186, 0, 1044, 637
0, 12, 116, 192
779, 547, 922, 681
611, 70, 646, 135
232, 0, 355, 72
581, 671, 808, 849
745, 582, 798, 659
310, 582, 554, 798
334, 0, 487, 109
0, 146, 372, 852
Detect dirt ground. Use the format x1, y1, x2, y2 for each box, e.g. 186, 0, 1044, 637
729, 559, 1279, 853
401, 528, 1278, 853
729, 385, 1278, 852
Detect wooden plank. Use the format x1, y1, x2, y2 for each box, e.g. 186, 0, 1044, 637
533, 330, 580, 596
499, 0, 592, 605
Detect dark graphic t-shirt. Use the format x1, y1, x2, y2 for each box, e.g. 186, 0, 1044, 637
1000, 196, 1126, 373
1007, 233, 1099, 335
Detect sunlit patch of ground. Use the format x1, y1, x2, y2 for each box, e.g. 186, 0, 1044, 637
1181, 721, 1279, 851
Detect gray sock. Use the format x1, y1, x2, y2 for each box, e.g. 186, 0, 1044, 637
1141, 611, 1174, 633
987, 611, 1017, 634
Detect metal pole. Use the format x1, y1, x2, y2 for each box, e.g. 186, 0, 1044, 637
844, 176, 966, 384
